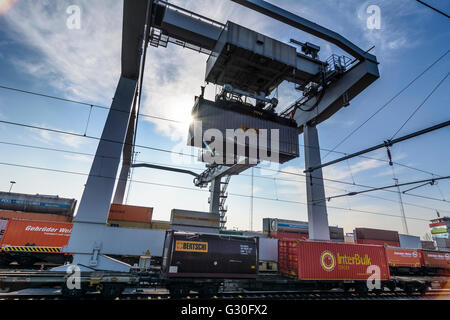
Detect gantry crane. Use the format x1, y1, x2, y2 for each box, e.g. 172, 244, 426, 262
55, 0, 379, 272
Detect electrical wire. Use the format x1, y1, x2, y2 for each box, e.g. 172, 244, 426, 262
2, 138, 449, 214
390, 72, 449, 139
0, 85, 183, 124
0, 83, 443, 178
0, 116, 448, 205
416, 0, 450, 18
0, 160, 432, 222
322, 50, 450, 160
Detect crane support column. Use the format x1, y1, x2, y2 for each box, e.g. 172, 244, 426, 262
209, 177, 221, 214
304, 124, 330, 240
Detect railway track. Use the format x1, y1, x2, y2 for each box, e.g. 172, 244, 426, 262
1, 288, 448, 300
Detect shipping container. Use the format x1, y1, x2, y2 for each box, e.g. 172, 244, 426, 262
270, 231, 309, 241
162, 231, 258, 279
421, 241, 436, 250
150, 220, 170, 230
108, 203, 153, 223
355, 227, 400, 242
0, 219, 7, 242
170, 209, 220, 233
0, 192, 76, 217
421, 250, 450, 271
259, 237, 278, 262
0, 219, 72, 251
188, 97, 299, 164
385, 248, 422, 268
279, 240, 391, 281
0, 210, 73, 223
263, 218, 344, 241
356, 239, 400, 247
399, 234, 422, 249
107, 220, 152, 229
435, 238, 450, 250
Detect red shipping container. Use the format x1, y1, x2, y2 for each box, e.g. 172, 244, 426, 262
385, 247, 422, 268
270, 231, 309, 240
355, 228, 399, 242
286, 241, 391, 281
356, 239, 400, 247
0, 220, 72, 250
421, 250, 450, 270
0, 209, 72, 223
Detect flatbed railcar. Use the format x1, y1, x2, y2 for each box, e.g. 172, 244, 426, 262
0, 231, 448, 299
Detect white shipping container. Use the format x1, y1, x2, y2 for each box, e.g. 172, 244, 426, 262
170, 209, 220, 229
259, 238, 278, 262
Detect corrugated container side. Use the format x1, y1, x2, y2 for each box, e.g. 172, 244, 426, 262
355, 228, 400, 242
0, 192, 76, 216
294, 241, 391, 281
356, 239, 400, 247
0, 219, 8, 242
0, 210, 72, 222
385, 248, 423, 268
270, 231, 308, 240
108, 204, 153, 223
399, 234, 422, 249
421, 240, 436, 250
421, 250, 450, 270
0, 220, 72, 248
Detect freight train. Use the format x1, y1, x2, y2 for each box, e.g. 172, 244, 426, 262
158, 231, 449, 298
0, 203, 161, 268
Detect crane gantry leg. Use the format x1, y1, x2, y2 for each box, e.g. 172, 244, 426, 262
304, 124, 331, 241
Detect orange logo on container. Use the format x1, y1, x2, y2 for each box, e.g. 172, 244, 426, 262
320, 250, 336, 272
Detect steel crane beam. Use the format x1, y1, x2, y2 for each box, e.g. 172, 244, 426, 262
231, 0, 377, 62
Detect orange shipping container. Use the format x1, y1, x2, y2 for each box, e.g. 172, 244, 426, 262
385, 247, 422, 268
422, 250, 450, 270
108, 204, 153, 223
0, 220, 72, 249
0, 210, 72, 223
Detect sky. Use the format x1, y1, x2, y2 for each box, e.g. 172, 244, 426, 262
0, 0, 449, 240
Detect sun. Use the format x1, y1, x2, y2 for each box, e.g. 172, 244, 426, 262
0, 0, 18, 16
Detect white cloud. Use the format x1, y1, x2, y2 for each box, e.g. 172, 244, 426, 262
3, 0, 122, 104
63, 154, 92, 163
30, 126, 86, 149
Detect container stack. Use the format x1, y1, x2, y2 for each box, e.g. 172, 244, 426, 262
354, 227, 400, 247
277, 239, 300, 277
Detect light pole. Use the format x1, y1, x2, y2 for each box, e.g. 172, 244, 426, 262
8, 181, 16, 193
393, 178, 409, 235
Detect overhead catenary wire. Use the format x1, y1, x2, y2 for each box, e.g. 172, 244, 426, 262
322, 50, 450, 160
416, 0, 450, 18
2, 139, 450, 215
305, 120, 450, 173
390, 72, 449, 139
0, 116, 448, 205
0, 160, 433, 222
0, 83, 444, 178
0, 85, 183, 124
313, 176, 450, 203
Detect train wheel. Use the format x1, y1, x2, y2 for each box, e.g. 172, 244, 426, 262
0, 255, 12, 267
16, 256, 37, 269
169, 286, 188, 299
61, 284, 85, 299
100, 284, 124, 300
199, 285, 219, 299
